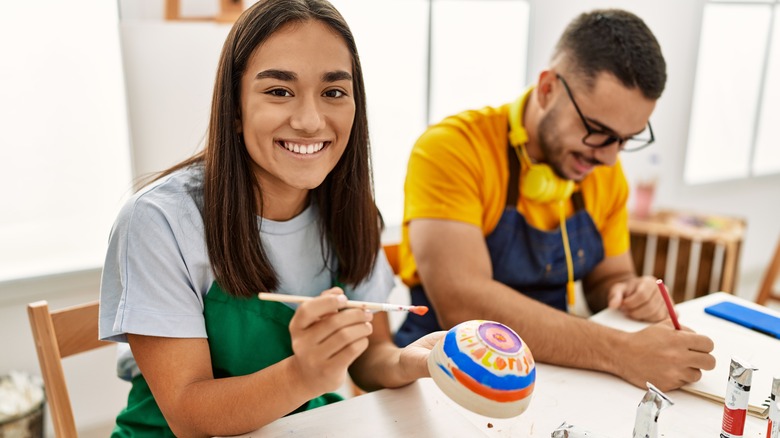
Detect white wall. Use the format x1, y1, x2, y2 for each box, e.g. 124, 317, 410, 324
121, 0, 780, 290
2, 0, 779, 434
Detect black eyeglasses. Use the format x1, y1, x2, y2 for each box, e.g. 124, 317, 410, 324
556, 74, 654, 152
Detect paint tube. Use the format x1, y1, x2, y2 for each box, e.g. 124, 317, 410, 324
767, 376, 780, 438
632, 382, 673, 438
551, 421, 612, 437
721, 356, 757, 438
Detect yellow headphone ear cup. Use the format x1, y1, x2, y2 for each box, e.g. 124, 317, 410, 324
522, 164, 575, 203
509, 90, 575, 203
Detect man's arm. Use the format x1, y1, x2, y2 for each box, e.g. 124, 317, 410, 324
409, 218, 716, 391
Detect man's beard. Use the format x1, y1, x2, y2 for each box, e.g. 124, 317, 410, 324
536, 108, 573, 181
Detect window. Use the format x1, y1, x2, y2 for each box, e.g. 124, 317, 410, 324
333, 0, 530, 225
0, 1, 528, 285
429, 0, 530, 125
685, 0, 780, 184
0, 0, 133, 283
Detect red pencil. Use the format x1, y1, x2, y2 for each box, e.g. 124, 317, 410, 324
656, 279, 681, 330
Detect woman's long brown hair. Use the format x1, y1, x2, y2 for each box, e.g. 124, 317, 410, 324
151, 0, 380, 297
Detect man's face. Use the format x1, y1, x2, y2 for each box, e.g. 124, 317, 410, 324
537, 71, 656, 182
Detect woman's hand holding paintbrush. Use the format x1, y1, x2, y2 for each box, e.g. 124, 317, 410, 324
271, 288, 438, 394
284, 287, 376, 396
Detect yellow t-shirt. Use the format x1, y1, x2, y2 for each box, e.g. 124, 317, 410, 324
400, 101, 630, 287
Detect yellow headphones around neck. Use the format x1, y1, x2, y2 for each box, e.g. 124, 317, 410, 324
508, 90, 578, 310
508, 93, 575, 204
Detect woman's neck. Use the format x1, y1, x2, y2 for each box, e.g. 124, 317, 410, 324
257, 187, 310, 221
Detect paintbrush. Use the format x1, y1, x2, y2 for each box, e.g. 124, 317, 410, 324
257, 292, 429, 316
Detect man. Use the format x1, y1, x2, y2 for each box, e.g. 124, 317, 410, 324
394, 9, 715, 392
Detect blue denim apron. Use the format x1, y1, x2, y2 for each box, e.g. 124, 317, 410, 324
395, 144, 605, 347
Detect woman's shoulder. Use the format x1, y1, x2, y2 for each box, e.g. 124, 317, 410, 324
116, 165, 206, 233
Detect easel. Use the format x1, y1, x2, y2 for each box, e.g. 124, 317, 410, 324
165, 0, 244, 23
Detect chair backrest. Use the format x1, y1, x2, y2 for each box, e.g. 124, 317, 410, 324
756, 234, 780, 306
27, 300, 112, 437
629, 210, 746, 303
383, 242, 400, 275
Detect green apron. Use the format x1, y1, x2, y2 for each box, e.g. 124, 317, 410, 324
111, 283, 343, 437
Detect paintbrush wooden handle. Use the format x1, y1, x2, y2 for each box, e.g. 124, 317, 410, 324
258, 292, 311, 304
257, 293, 428, 315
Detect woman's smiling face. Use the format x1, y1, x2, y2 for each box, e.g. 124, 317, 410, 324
239, 19, 355, 211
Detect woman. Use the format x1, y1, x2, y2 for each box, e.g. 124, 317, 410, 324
99, 1, 441, 436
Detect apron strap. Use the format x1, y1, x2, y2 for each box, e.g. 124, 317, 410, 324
507, 142, 521, 207
571, 190, 585, 211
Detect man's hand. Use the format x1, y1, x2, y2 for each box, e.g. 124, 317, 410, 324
616, 321, 716, 392
607, 275, 668, 322
397, 331, 446, 381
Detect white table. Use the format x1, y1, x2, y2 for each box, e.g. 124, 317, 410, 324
225, 293, 773, 437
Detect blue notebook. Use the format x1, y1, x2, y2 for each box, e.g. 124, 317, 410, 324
704, 301, 780, 339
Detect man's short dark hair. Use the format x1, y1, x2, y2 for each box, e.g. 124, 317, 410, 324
553, 9, 667, 100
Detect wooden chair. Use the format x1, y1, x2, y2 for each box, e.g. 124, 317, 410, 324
755, 235, 780, 306
383, 242, 400, 276
27, 300, 112, 437
629, 209, 746, 303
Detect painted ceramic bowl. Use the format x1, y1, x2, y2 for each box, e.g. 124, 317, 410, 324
427, 320, 535, 418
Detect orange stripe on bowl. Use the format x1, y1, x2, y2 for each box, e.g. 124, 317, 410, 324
450, 367, 534, 402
